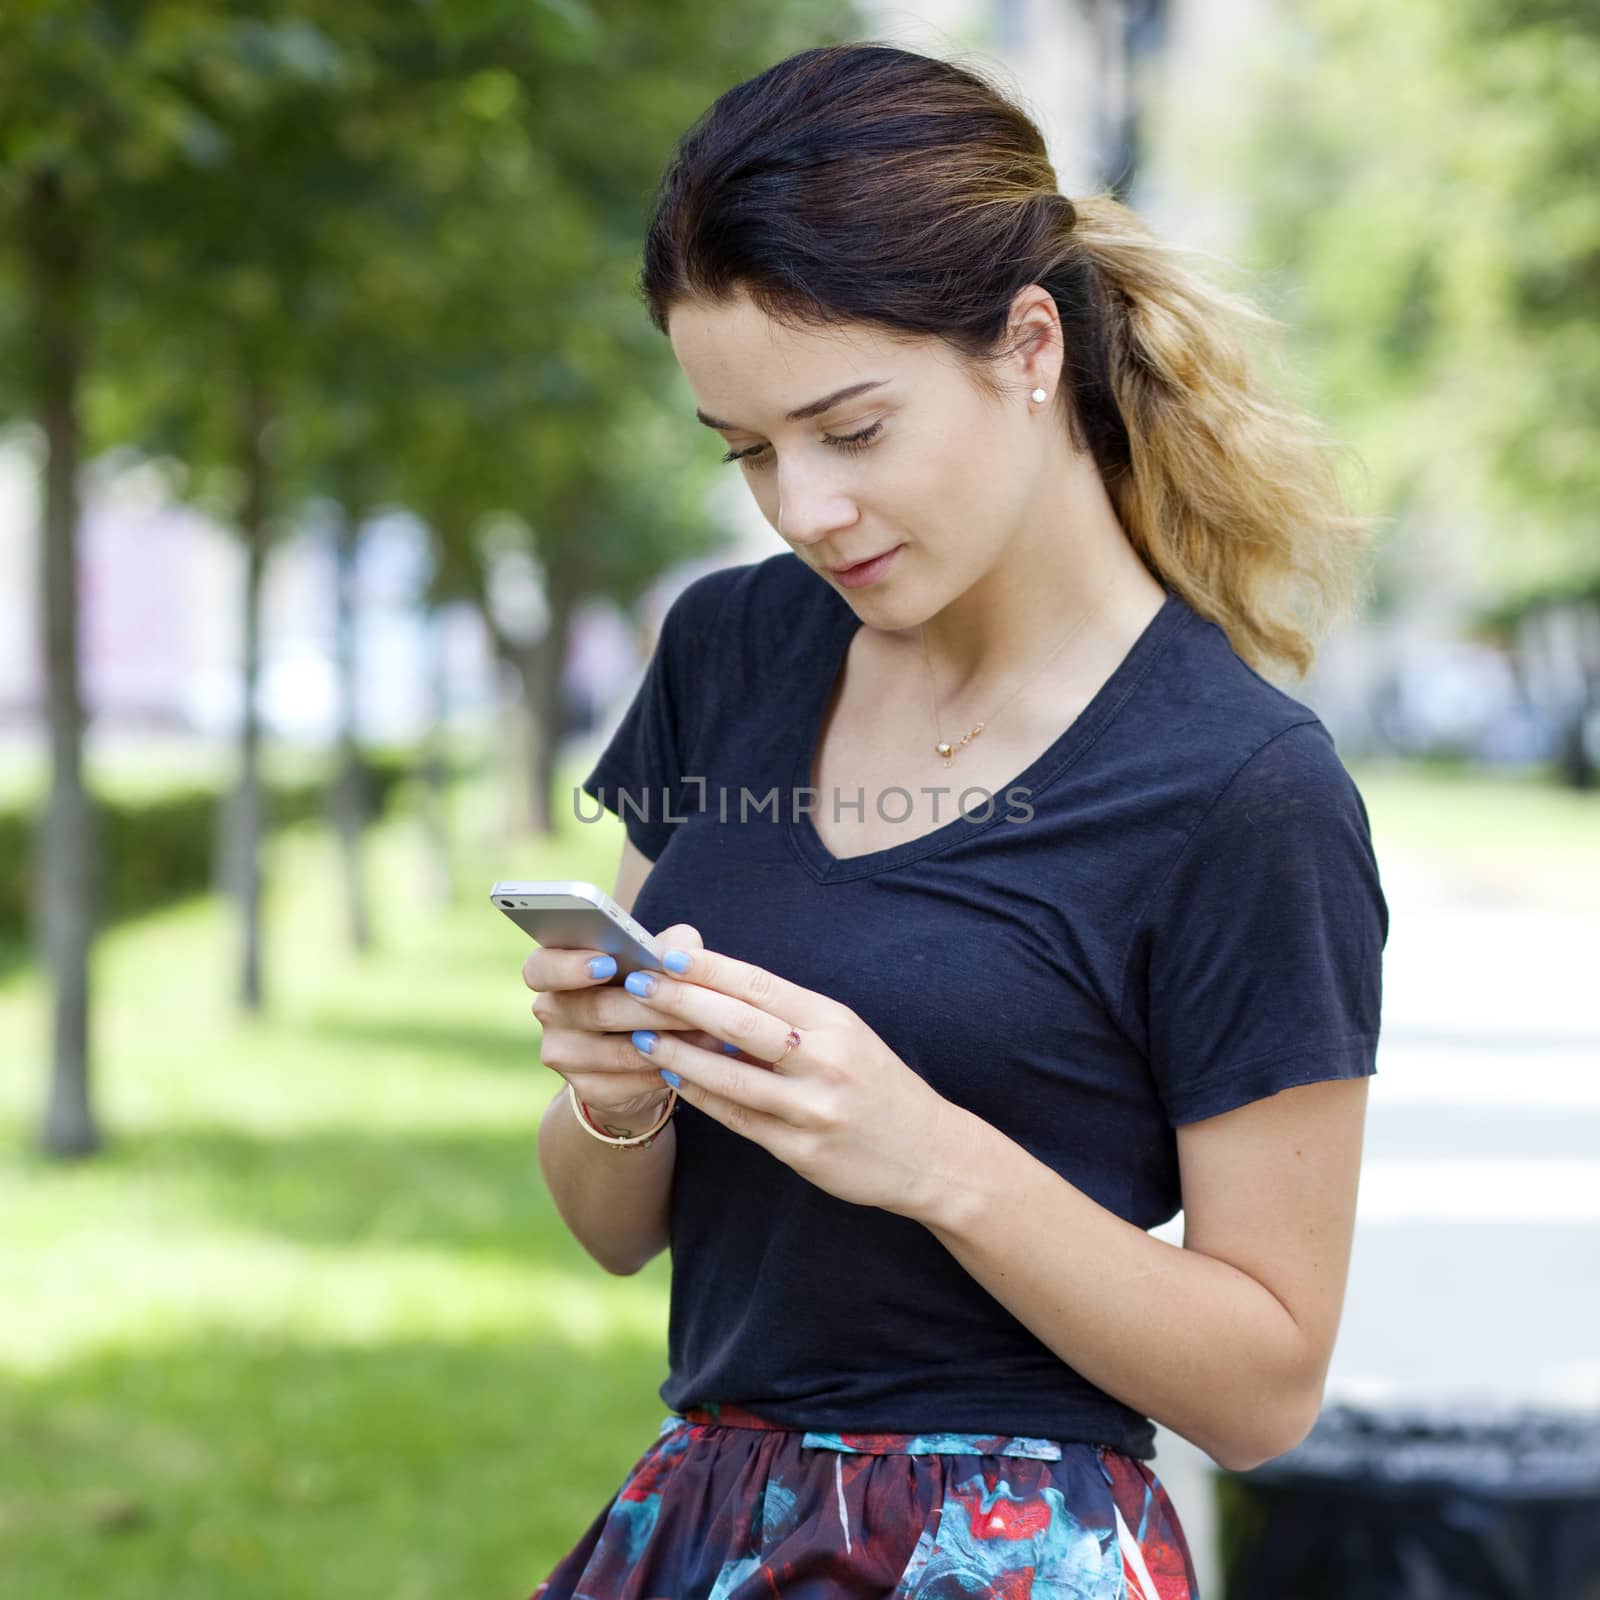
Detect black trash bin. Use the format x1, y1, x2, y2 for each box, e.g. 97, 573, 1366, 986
1215, 1401, 1600, 1599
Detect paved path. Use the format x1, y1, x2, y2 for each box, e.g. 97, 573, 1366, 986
1150, 842, 1600, 1595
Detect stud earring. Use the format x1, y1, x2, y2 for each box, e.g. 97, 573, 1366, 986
1030, 387, 1047, 403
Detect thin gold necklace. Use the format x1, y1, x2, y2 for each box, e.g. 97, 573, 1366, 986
919, 571, 1120, 768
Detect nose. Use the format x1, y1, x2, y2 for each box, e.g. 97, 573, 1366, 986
775, 459, 859, 548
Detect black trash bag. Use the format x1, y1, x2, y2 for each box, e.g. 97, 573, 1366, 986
1216, 1402, 1600, 1599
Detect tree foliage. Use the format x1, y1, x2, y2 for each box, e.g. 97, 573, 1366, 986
1242, 0, 1600, 606
0, 0, 861, 1146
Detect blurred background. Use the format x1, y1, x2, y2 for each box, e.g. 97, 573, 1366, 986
1, 1, 1596, 1595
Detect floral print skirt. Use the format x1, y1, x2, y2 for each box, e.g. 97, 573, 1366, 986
531, 1401, 1200, 1598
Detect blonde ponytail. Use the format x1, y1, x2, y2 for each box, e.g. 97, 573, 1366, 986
1066, 193, 1377, 681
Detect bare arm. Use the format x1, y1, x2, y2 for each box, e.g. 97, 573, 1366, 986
914, 1074, 1369, 1471
535, 836, 676, 1277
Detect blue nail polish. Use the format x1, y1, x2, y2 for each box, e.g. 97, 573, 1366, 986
659, 1068, 681, 1087
586, 954, 617, 980
624, 970, 658, 998
720, 1041, 741, 1055
631, 1029, 657, 1055
663, 949, 691, 973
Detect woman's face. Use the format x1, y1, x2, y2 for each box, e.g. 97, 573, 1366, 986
667, 289, 1051, 628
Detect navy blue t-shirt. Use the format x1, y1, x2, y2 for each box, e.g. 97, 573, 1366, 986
578, 550, 1387, 1459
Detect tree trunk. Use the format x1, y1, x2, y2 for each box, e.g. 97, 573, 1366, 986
497, 658, 524, 849
332, 506, 371, 949
26, 171, 99, 1159
232, 381, 271, 1012
516, 606, 569, 837
468, 536, 575, 839
1525, 598, 1600, 792
1556, 692, 1596, 792
419, 605, 454, 907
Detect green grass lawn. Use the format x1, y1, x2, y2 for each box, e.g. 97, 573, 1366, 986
0, 773, 671, 1599
1, 754, 1594, 1597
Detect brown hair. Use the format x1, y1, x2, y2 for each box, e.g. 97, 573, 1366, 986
640, 42, 1375, 680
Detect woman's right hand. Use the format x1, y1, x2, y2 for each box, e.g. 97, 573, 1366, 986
524, 922, 713, 1125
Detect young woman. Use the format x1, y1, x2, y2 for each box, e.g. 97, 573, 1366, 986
528, 41, 1386, 1600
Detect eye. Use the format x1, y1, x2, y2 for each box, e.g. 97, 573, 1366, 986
721, 420, 884, 471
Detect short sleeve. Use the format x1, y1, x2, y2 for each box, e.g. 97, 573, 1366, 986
579, 568, 733, 862
1129, 720, 1388, 1126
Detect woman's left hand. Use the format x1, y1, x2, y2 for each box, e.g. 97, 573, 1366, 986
622, 942, 954, 1219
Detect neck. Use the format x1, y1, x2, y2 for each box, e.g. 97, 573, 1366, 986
903, 455, 1168, 707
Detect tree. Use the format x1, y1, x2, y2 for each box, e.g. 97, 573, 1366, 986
1241, 0, 1600, 605
1236, 0, 1600, 782
0, 3, 297, 1152
2, 0, 861, 1151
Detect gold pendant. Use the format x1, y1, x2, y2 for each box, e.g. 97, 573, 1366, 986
934, 723, 983, 768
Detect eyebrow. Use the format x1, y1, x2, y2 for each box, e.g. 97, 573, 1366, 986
694, 379, 888, 432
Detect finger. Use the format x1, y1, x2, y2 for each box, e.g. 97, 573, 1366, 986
655, 922, 705, 956
522, 945, 621, 993
535, 983, 732, 1038
523, 920, 701, 994
619, 967, 805, 1068
629, 1028, 801, 1132
603, 1027, 737, 1076
532, 983, 641, 1031
686, 1028, 745, 1056
651, 944, 827, 1031
610, 1030, 745, 1075
537, 1026, 682, 1097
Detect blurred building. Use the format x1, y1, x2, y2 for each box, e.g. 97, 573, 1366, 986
0, 432, 500, 756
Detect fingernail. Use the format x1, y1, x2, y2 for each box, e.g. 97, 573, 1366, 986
587, 954, 617, 980
659, 1068, 681, 1087
631, 1030, 657, 1055
663, 949, 691, 973
720, 1041, 741, 1055
624, 970, 657, 998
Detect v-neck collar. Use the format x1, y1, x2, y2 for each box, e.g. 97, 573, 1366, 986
784, 586, 1191, 883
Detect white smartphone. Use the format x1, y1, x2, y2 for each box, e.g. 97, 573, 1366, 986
490, 879, 665, 980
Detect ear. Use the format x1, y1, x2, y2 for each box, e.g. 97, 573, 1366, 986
1006, 283, 1065, 401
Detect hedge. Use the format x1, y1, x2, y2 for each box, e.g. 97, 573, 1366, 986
0, 752, 415, 947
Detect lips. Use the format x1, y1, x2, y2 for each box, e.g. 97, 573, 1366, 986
828, 550, 893, 576
825, 545, 903, 590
